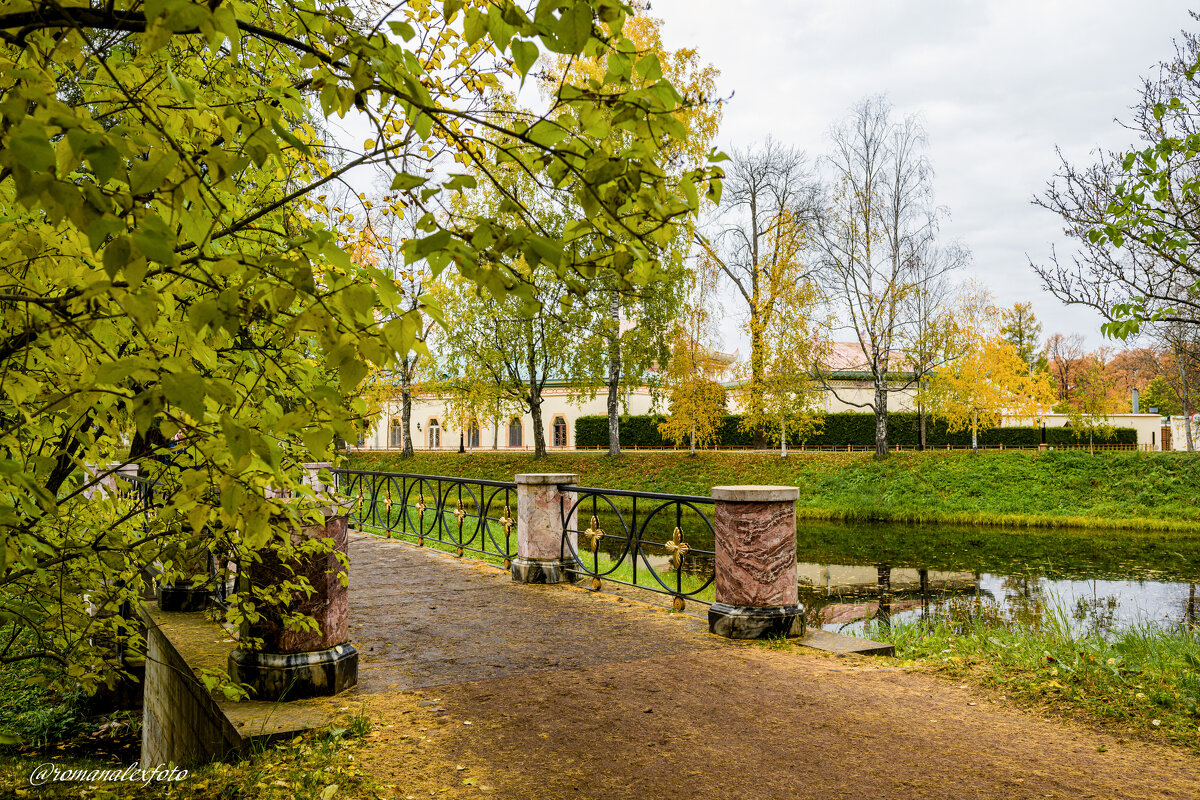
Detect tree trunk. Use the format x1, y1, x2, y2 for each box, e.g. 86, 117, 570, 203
689, 426, 695, 456
1183, 368, 1195, 452
750, 321, 766, 449
530, 393, 546, 458
492, 398, 499, 450
918, 393, 927, 451
780, 415, 787, 458
873, 384, 889, 459
527, 321, 547, 458
971, 410, 978, 454
607, 292, 621, 457
400, 388, 414, 458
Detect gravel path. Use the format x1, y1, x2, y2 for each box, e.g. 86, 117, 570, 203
346, 533, 1198, 800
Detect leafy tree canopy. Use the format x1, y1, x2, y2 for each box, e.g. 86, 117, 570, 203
0, 0, 719, 686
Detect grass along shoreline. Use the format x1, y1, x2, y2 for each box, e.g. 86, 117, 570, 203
859, 601, 1200, 752
347, 450, 1200, 533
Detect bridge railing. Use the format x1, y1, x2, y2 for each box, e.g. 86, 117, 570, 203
332, 468, 520, 565
559, 485, 716, 612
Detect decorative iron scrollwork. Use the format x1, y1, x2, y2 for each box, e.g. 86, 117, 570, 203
583, 515, 605, 553
664, 526, 690, 570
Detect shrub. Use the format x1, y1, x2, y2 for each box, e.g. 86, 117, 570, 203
574, 413, 1137, 448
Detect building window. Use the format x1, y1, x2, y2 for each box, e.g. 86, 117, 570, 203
428, 418, 440, 449
552, 416, 568, 448
389, 418, 403, 449
468, 421, 480, 449
508, 417, 523, 448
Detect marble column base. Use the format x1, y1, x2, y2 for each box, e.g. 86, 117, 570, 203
511, 556, 577, 585
157, 583, 210, 613
228, 643, 358, 701
708, 602, 805, 639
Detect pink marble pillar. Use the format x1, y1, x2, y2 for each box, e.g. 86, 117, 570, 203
709, 486, 804, 639
511, 473, 578, 584
228, 501, 358, 699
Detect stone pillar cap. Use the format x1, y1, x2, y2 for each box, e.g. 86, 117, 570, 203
711, 485, 799, 502
515, 473, 579, 485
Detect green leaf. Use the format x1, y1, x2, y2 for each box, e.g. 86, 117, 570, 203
163, 372, 207, 422
557, 2, 593, 53
463, 9, 486, 45
85, 145, 121, 184
390, 172, 427, 191
388, 20, 416, 39
511, 39, 539, 78
102, 237, 133, 278
10, 133, 55, 173
133, 229, 177, 265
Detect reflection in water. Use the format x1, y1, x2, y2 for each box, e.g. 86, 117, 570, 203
799, 564, 987, 632
804, 564, 1196, 636
792, 520, 1200, 636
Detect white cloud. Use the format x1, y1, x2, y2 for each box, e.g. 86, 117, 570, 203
650, 0, 1194, 348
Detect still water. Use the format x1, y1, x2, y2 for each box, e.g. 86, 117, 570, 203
792, 521, 1200, 636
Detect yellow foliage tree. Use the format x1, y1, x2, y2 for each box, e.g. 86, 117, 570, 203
659, 262, 727, 453
732, 276, 826, 457
925, 294, 1056, 452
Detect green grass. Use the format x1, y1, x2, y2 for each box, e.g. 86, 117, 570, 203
865, 601, 1200, 751
0, 722, 383, 799
355, 503, 715, 603
348, 450, 1200, 531
0, 633, 97, 750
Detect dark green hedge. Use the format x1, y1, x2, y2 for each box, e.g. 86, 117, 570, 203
574, 413, 1137, 448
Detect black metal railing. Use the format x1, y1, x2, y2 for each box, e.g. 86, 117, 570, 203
111, 471, 239, 610
333, 468, 519, 565
559, 485, 716, 611
113, 472, 158, 533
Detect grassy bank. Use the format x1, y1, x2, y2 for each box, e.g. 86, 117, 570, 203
348, 450, 1200, 531
862, 604, 1200, 752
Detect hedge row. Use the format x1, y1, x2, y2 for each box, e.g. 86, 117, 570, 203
574, 413, 1138, 448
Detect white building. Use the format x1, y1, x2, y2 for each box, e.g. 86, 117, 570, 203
360, 342, 1165, 451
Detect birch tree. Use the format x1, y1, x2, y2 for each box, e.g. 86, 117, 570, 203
699, 140, 820, 448
813, 96, 954, 458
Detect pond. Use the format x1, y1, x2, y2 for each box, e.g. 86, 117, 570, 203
577, 509, 1200, 636
792, 521, 1200, 636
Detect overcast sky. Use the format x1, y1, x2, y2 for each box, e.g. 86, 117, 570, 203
648, 0, 1195, 351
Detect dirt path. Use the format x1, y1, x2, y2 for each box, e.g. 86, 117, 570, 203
345, 534, 1199, 800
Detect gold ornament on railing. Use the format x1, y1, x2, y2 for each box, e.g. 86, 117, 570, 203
453, 500, 467, 556
498, 504, 515, 568
583, 515, 605, 553
664, 526, 690, 570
